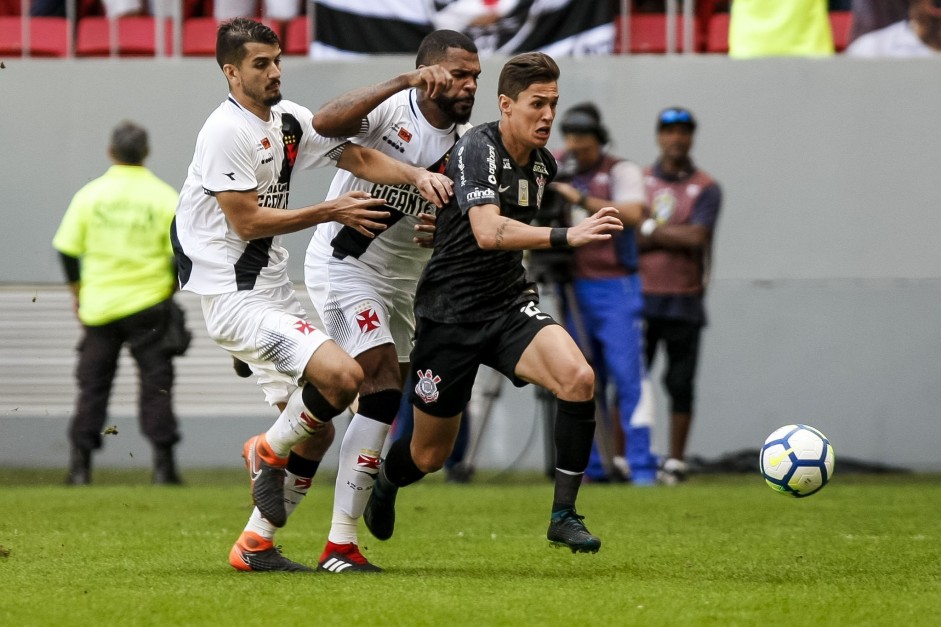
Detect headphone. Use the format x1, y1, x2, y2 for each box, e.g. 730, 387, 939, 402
560, 107, 610, 145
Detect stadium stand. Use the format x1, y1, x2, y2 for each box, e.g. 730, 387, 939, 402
615, 13, 702, 54
706, 11, 730, 53
76, 15, 174, 56
181, 16, 282, 56
181, 16, 218, 56
0, 0, 20, 15
829, 10, 853, 52
0, 15, 69, 56
284, 14, 308, 55
0, 4, 858, 58
75, 17, 112, 56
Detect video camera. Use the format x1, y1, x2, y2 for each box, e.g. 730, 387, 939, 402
528, 153, 577, 285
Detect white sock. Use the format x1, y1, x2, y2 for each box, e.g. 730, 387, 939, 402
243, 507, 277, 541
284, 469, 312, 518
327, 413, 390, 545
241, 470, 313, 542
266, 386, 327, 457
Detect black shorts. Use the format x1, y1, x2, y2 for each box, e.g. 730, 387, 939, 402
644, 316, 702, 413
409, 301, 559, 418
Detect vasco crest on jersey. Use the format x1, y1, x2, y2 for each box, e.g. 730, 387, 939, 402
414, 369, 441, 404
354, 301, 382, 333
293, 320, 316, 335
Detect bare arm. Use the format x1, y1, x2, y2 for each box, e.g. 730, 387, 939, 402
638, 223, 711, 251
313, 66, 455, 138
639, 183, 720, 251
551, 182, 644, 226
468, 205, 623, 250
337, 143, 453, 208
216, 189, 391, 241
57, 251, 81, 319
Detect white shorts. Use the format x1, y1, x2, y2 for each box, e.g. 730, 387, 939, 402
305, 258, 417, 363
201, 283, 330, 406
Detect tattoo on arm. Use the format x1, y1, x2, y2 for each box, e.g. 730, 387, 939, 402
495, 218, 510, 249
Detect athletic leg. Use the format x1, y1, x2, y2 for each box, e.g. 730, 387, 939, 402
514, 323, 601, 553
564, 283, 608, 481
320, 344, 402, 573
364, 317, 477, 542
246, 340, 361, 528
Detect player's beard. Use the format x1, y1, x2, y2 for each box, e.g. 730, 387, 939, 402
245, 80, 282, 108
262, 81, 283, 107
435, 94, 474, 124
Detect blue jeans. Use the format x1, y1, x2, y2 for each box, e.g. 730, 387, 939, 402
567, 275, 657, 483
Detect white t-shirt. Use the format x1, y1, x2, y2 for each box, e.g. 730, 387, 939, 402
174, 96, 348, 295
846, 20, 941, 58
305, 89, 465, 285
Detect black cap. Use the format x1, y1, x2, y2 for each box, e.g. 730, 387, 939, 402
657, 107, 697, 131
560, 103, 609, 144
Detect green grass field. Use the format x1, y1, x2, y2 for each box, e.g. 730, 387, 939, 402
1, 469, 939, 626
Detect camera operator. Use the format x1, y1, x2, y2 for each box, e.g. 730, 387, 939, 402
526, 154, 577, 286
548, 102, 658, 484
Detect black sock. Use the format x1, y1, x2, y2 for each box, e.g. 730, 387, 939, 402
286, 451, 320, 478
552, 398, 596, 512
552, 470, 585, 514
382, 437, 426, 488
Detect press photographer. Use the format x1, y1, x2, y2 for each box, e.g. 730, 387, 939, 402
544, 102, 659, 485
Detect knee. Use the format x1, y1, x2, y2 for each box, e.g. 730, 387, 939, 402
411, 444, 448, 474
664, 376, 693, 412
557, 361, 595, 401
323, 361, 364, 409
337, 365, 364, 407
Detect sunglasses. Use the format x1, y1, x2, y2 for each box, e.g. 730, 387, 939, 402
658, 108, 694, 125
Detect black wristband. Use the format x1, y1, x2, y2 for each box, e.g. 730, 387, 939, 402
550, 227, 569, 248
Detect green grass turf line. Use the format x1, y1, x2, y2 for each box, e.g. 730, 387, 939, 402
1, 471, 940, 626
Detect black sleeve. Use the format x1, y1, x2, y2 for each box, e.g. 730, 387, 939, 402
451, 134, 500, 215
58, 252, 80, 283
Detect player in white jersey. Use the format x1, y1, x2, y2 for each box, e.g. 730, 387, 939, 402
171, 18, 452, 573
301, 30, 481, 573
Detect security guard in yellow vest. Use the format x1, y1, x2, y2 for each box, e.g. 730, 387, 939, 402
729, 0, 835, 58
53, 120, 183, 485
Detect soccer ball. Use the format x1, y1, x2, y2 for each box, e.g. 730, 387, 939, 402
759, 424, 835, 497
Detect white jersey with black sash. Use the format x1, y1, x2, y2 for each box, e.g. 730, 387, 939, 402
305, 88, 465, 286
172, 96, 348, 295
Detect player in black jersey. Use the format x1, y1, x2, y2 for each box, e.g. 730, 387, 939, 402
365, 52, 623, 555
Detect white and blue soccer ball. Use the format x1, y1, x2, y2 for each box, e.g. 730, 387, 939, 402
759, 424, 835, 497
